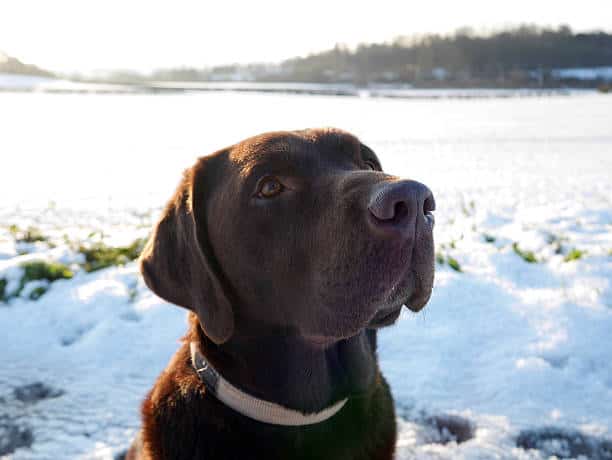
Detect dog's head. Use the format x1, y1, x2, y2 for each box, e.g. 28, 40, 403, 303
140, 128, 434, 346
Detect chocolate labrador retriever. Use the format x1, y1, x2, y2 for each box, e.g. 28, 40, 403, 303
127, 128, 435, 460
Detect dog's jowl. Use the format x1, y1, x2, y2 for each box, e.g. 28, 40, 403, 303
127, 128, 435, 460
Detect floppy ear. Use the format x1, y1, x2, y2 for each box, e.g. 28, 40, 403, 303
139, 156, 234, 345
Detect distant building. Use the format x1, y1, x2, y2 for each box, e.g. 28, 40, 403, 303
432, 67, 448, 81
550, 66, 612, 82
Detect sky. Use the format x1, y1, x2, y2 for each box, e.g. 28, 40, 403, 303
1, 0, 611, 74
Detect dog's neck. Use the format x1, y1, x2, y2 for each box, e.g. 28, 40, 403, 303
188, 314, 379, 416
189, 340, 348, 425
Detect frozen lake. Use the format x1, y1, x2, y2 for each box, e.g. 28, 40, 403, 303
2, 91, 611, 210
1, 92, 611, 459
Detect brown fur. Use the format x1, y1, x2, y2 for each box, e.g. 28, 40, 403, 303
128, 129, 435, 459
128, 314, 397, 460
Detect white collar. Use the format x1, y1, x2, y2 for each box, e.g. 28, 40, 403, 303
189, 341, 348, 426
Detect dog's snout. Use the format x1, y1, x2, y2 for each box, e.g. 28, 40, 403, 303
367, 180, 435, 238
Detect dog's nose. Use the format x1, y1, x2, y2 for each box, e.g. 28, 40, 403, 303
367, 180, 435, 238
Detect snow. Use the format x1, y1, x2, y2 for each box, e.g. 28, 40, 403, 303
0, 74, 55, 91
34, 80, 139, 94
0, 73, 139, 93
1, 91, 611, 459
380, 197, 612, 457
551, 66, 612, 81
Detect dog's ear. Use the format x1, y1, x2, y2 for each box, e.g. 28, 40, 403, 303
139, 156, 234, 345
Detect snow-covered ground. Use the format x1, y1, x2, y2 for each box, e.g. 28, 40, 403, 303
0, 73, 140, 94
0, 73, 55, 91
0, 73, 592, 97
1, 92, 611, 459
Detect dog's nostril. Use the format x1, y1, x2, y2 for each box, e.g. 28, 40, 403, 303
393, 201, 409, 223
423, 195, 435, 214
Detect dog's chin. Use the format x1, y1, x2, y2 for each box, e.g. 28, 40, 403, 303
300, 267, 434, 345
304, 305, 404, 347
301, 299, 414, 347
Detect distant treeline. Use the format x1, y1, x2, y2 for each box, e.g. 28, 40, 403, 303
16, 25, 610, 88
146, 25, 612, 88
281, 25, 612, 86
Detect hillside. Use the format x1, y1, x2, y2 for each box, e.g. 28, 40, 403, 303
0, 51, 54, 77
276, 25, 612, 86
147, 25, 612, 88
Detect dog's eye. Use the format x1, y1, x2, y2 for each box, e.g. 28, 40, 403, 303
257, 177, 284, 198
364, 160, 377, 171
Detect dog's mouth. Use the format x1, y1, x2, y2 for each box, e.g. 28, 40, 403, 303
301, 334, 341, 349
302, 306, 402, 346
425, 210, 435, 227
367, 306, 402, 329
302, 299, 420, 347
405, 288, 433, 312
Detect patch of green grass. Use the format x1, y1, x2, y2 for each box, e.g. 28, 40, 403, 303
9, 225, 48, 243
436, 252, 463, 272
0, 278, 7, 302
483, 234, 496, 243
2, 261, 72, 303
16, 260, 73, 299
29, 286, 48, 301
21, 261, 74, 283
512, 242, 538, 263
87, 230, 106, 240
564, 248, 585, 262
447, 256, 462, 272
79, 238, 147, 272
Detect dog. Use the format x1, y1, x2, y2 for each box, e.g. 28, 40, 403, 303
127, 128, 435, 459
